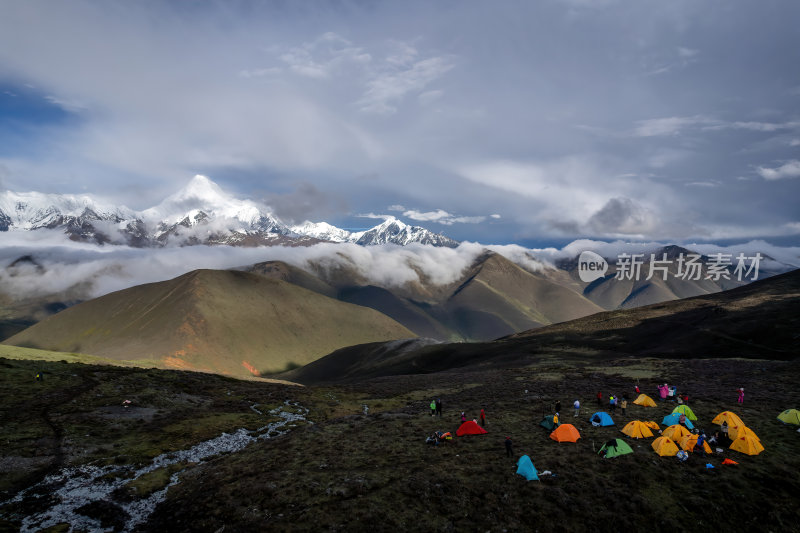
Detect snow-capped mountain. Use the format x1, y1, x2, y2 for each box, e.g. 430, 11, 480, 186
349, 217, 459, 247
0, 176, 459, 248
0, 190, 139, 244
290, 221, 352, 243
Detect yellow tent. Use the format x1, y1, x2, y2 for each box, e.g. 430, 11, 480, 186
777, 409, 800, 425
712, 411, 744, 428
622, 420, 654, 439
729, 425, 760, 441
679, 434, 712, 454
730, 434, 764, 456
633, 394, 657, 407
662, 424, 692, 442
652, 436, 679, 456
644, 421, 660, 430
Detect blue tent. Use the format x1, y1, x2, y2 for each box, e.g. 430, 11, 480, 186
516, 455, 539, 481
662, 413, 694, 429
590, 412, 615, 426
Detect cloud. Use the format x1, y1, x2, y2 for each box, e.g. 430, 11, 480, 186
357, 55, 454, 114
756, 160, 800, 180
633, 116, 712, 137
1, 235, 796, 309
278, 32, 371, 79
586, 197, 659, 236
401, 208, 491, 225
262, 183, 348, 225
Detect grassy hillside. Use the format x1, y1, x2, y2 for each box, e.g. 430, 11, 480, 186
4, 269, 415, 379
283, 268, 800, 385
2, 354, 798, 532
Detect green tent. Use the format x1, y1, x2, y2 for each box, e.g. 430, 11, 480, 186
540, 415, 560, 431
598, 438, 634, 459
778, 409, 800, 425
672, 405, 698, 421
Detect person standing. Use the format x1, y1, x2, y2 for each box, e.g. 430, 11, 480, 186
480, 409, 486, 426
435, 398, 442, 417
461, 411, 466, 422
609, 395, 616, 412
621, 397, 627, 416
430, 400, 436, 416
737, 388, 744, 404
505, 436, 513, 457
573, 399, 580, 417
596, 391, 603, 407
555, 400, 561, 415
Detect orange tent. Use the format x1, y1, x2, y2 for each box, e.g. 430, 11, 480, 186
644, 421, 660, 430
679, 434, 712, 454
730, 434, 764, 456
712, 411, 744, 428
652, 436, 679, 456
456, 420, 487, 436
633, 394, 657, 407
621, 420, 654, 439
721, 458, 739, 465
550, 423, 581, 443
662, 424, 691, 442
729, 424, 760, 441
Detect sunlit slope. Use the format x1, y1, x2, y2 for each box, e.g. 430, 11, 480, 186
4, 269, 414, 378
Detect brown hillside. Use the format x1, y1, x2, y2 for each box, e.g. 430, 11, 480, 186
4, 269, 414, 378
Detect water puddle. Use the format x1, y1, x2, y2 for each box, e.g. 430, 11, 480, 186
1, 401, 308, 532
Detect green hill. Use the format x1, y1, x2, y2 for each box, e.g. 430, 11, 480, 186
3, 269, 414, 378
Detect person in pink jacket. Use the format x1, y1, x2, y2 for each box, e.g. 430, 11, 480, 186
737, 387, 744, 404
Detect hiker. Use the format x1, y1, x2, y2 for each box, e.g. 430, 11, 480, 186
737, 388, 744, 404
35, 372, 43, 382
659, 384, 668, 402
555, 400, 561, 414
679, 413, 687, 427
505, 436, 513, 457
721, 421, 729, 441
435, 398, 442, 417
430, 400, 436, 416
553, 412, 560, 425
676, 394, 684, 405
609, 395, 616, 412
480, 409, 486, 426
634, 383, 640, 394
682, 393, 689, 404
461, 411, 466, 423
620, 397, 627, 416
695, 433, 706, 456
596, 391, 603, 406
708, 431, 719, 446
573, 399, 580, 417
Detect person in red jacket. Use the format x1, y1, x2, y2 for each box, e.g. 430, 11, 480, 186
596, 391, 603, 406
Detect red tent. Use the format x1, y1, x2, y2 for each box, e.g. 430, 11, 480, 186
456, 420, 488, 436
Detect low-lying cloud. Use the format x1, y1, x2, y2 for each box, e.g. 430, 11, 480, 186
1, 231, 797, 307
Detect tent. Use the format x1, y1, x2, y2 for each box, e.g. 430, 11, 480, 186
729, 425, 760, 441
712, 411, 744, 428
550, 424, 581, 443
777, 409, 800, 425
516, 455, 539, 481
599, 438, 634, 458
633, 394, 657, 407
662, 424, 692, 442
652, 436, 680, 456
730, 434, 764, 456
540, 415, 560, 431
672, 405, 698, 421
590, 412, 615, 427
721, 458, 739, 465
456, 420, 487, 436
644, 421, 660, 430
621, 420, 654, 439
679, 434, 713, 454
662, 413, 695, 430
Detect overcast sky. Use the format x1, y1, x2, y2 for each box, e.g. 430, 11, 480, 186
1, 0, 799, 247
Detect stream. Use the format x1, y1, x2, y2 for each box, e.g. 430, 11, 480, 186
2, 400, 309, 532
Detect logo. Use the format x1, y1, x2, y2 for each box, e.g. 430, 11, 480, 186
578, 251, 608, 283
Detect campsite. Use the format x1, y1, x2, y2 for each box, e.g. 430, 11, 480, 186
2, 352, 799, 531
